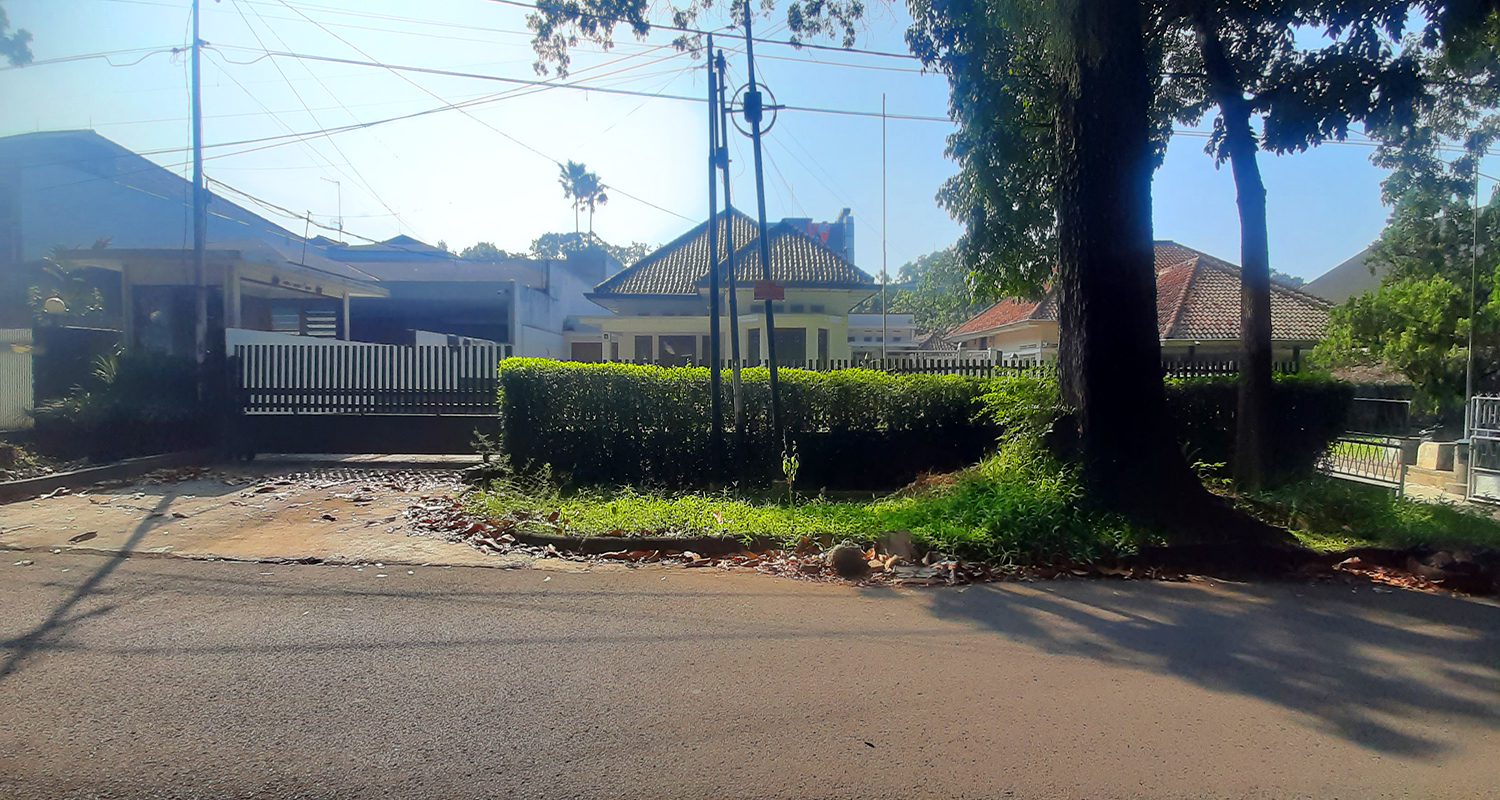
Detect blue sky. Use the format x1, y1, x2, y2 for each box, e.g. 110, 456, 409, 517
4, 0, 1491, 281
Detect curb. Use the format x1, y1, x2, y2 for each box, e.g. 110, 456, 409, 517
506, 530, 778, 555
0, 450, 218, 505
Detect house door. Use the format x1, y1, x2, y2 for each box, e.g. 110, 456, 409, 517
773, 328, 806, 367
657, 335, 697, 367
570, 342, 603, 362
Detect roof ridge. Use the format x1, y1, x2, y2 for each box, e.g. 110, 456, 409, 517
592, 211, 751, 293
1161, 256, 1200, 339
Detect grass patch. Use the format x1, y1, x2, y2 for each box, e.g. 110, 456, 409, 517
1245, 476, 1500, 552
469, 440, 1150, 566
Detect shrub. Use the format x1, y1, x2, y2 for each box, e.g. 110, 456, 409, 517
1164, 373, 1353, 479
496, 359, 999, 489
32, 351, 209, 461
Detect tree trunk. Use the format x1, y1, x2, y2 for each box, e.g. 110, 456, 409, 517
1194, 13, 1274, 490
1054, 0, 1291, 546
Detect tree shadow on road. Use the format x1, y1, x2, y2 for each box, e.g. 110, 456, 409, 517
0, 493, 180, 681
920, 578, 1500, 759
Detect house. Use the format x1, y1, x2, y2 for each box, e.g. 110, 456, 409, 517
846, 313, 919, 356
0, 130, 608, 361
322, 235, 614, 358
947, 240, 1332, 364
572, 209, 877, 364
1305, 246, 1388, 304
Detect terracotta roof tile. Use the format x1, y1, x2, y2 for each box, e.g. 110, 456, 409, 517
947, 242, 1331, 343
712, 224, 874, 288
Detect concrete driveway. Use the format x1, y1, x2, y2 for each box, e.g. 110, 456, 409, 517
1, 549, 1498, 799
0, 460, 518, 568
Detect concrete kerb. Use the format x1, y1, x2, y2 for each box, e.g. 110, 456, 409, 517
0, 450, 218, 505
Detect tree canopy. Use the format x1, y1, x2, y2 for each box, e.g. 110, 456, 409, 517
1, 2, 32, 67
453, 232, 657, 267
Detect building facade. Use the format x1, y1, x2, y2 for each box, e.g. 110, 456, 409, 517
571, 210, 877, 365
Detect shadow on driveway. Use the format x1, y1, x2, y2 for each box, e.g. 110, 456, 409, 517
920, 578, 1500, 759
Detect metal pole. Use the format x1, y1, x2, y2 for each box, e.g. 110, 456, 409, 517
717, 51, 746, 450
741, 5, 781, 441
322, 177, 343, 243
881, 93, 887, 365
1467, 147, 1484, 440
191, 0, 208, 398
706, 33, 724, 476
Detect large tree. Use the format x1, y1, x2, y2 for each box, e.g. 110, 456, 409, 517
558, 160, 609, 235
1158, 0, 1435, 489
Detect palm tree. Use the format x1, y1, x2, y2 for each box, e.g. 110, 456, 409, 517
558, 160, 608, 235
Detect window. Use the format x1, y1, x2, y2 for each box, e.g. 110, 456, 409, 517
634, 335, 652, 362
748, 329, 760, 364
817, 329, 829, 362
811, 305, 825, 314
657, 335, 697, 367
271, 306, 300, 333
610, 341, 619, 361
892, 336, 901, 342
790, 304, 805, 313
847, 336, 855, 342
863, 336, 872, 342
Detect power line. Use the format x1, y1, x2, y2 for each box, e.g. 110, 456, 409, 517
0, 44, 184, 71
209, 44, 954, 122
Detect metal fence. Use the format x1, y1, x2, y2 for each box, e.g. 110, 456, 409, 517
1470, 395, 1500, 504
618, 357, 1304, 379
1315, 434, 1408, 493
233, 341, 502, 416
0, 329, 33, 431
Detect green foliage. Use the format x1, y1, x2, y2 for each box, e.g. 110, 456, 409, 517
473, 435, 1145, 566
459, 241, 523, 261
1, 2, 32, 67
31, 351, 208, 461
558, 160, 608, 234
887, 246, 988, 333
496, 359, 999, 489
1251, 476, 1500, 552
528, 231, 654, 267
1164, 373, 1354, 480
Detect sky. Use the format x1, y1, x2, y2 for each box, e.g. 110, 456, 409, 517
3, 0, 1494, 282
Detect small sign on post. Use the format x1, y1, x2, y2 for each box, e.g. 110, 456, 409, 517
753, 280, 784, 301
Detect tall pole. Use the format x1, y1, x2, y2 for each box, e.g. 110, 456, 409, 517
1467, 147, 1484, 439
881, 93, 888, 365
191, 0, 208, 398
717, 51, 746, 451
706, 33, 724, 476
322, 177, 343, 243
741, 4, 781, 441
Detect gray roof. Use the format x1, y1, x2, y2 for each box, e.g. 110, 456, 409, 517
1305, 246, 1388, 304
592, 211, 873, 296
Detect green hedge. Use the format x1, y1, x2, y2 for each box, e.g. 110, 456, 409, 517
32, 352, 210, 461
1165, 373, 1354, 478
497, 360, 1353, 490
497, 359, 998, 489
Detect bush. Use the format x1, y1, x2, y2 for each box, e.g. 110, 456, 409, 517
497, 359, 999, 489
32, 351, 209, 461
1164, 373, 1353, 479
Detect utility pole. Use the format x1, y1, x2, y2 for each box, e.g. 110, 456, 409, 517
740, 4, 781, 441
190, 0, 208, 398
881, 93, 888, 365
717, 50, 746, 453
706, 33, 724, 476
1466, 146, 1485, 440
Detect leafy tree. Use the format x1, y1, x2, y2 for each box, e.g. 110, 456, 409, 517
1318, 10, 1500, 423
1159, 0, 1436, 489
558, 160, 609, 234
460, 241, 524, 261
887, 246, 987, 333
529, 231, 653, 266
1, 2, 32, 67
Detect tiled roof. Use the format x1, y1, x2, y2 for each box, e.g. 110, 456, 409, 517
947, 242, 1331, 343
592, 211, 872, 296
707, 223, 874, 288
948, 297, 1050, 338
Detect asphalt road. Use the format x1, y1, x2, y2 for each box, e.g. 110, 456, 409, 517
2, 552, 1499, 799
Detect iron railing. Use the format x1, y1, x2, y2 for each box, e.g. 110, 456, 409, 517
1316, 435, 1407, 494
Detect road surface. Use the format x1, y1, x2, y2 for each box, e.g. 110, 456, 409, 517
2, 551, 1498, 799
